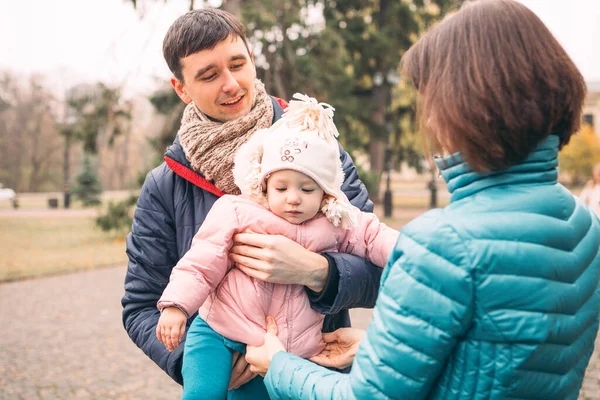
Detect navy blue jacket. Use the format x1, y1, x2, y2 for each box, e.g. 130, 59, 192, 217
122, 98, 382, 384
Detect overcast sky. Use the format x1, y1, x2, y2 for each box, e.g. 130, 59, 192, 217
1, 0, 598, 98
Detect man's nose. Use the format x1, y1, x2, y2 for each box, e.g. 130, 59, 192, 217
222, 70, 239, 94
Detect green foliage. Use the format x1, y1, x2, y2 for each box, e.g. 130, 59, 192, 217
72, 155, 103, 206
95, 195, 138, 235
558, 124, 600, 184
147, 87, 185, 163
64, 83, 131, 154
354, 161, 380, 200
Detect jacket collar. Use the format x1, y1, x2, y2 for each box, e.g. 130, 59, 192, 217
434, 135, 560, 203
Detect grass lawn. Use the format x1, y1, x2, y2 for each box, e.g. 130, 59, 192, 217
0, 186, 434, 282
0, 216, 127, 282
0, 206, 421, 283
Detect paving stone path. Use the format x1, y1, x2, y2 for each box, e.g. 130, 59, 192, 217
1, 266, 598, 399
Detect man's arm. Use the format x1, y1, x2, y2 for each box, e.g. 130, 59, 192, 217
306, 144, 383, 314
122, 166, 185, 384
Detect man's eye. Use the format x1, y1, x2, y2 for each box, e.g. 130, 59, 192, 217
231, 63, 244, 70
201, 74, 216, 81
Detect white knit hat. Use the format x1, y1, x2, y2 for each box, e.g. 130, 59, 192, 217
233, 93, 356, 228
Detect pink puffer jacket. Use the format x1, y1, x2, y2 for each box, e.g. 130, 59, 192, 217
158, 195, 398, 358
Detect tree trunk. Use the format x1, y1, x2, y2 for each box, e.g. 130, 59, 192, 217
368, 83, 389, 202
28, 114, 43, 191
63, 133, 71, 208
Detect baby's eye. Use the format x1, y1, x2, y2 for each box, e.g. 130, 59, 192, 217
302, 188, 315, 193
275, 188, 287, 192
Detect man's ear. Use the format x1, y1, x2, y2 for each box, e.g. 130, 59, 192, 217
249, 51, 255, 66
171, 77, 192, 104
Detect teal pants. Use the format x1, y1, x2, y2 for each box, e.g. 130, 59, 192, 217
182, 316, 270, 400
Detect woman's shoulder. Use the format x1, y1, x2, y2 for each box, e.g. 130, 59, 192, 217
394, 208, 472, 270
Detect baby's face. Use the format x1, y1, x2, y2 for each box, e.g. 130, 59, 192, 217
266, 170, 325, 224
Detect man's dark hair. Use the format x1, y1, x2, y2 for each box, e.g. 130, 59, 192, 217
163, 8, 250, 82
401, 0, 586, 172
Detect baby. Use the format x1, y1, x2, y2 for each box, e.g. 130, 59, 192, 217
156, 93, 399, 399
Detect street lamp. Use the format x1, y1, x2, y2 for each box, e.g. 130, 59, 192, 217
428, 169, 438, 208
383, 145, 393, 217
382, 70, 400, 218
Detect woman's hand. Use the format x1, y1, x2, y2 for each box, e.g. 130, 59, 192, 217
245, 316, 286, 376
309, 328, 366, 369
230, 232, 329, 292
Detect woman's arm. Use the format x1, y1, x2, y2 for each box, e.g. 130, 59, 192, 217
263, 214, 475, 399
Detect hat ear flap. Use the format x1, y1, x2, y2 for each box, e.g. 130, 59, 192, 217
234, 129, 270, 198
321, 195, 357, 229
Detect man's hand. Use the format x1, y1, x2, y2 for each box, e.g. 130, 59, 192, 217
309, 328, 366, 370
230, 232, 329, 292
245, 316, 286, 376
228, 351, 257, 390
156, 307, 187, 352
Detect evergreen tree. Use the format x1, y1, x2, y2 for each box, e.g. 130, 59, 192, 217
72, 154, 102, 206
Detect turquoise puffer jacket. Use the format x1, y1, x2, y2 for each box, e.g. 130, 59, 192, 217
264, 135, 600, 399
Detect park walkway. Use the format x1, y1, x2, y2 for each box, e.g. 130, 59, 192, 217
1, 265, 599, 399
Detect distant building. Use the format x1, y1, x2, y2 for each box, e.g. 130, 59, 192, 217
584, 81, 600, 134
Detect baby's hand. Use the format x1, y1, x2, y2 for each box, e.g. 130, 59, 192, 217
156, 307, 187, 352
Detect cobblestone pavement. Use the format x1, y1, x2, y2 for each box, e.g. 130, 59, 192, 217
1, 266, 598, 399
0, 267, 181, 400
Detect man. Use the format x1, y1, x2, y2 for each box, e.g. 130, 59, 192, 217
121, 8, 382, 398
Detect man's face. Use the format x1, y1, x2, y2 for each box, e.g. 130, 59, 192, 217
171, 35, 256, 122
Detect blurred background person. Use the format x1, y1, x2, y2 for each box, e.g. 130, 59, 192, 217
580, 163, 600, 217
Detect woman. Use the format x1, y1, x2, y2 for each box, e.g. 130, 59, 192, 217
245, 0, 600, 399
580, 163, 600, 217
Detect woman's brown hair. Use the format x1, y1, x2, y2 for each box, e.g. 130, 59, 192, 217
401, 0, 586, 172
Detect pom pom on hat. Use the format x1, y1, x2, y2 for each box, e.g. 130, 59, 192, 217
271, 93, 339, 141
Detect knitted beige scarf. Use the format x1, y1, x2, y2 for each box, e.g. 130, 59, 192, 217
178, 79, 274, 194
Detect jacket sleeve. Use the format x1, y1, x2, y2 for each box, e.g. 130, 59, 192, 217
338, 206, 399, 268
158, 196, 238, 316
308, 143, 382, 314
264, 212, 475, 399
121, 166, 184, 383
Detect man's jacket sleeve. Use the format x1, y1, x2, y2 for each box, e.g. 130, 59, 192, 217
307, 143, 383, 314
121, 166, 185, 384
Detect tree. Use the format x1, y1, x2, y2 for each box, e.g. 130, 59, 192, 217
96, 194, 139, 235
129, 0, 461, 200
0, 72, 63, 192
61, 83, 132, 205
146, 85, 186, 168
72, 154, 103, 206
558, 124, 600, 184
318, 0, 463, 199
